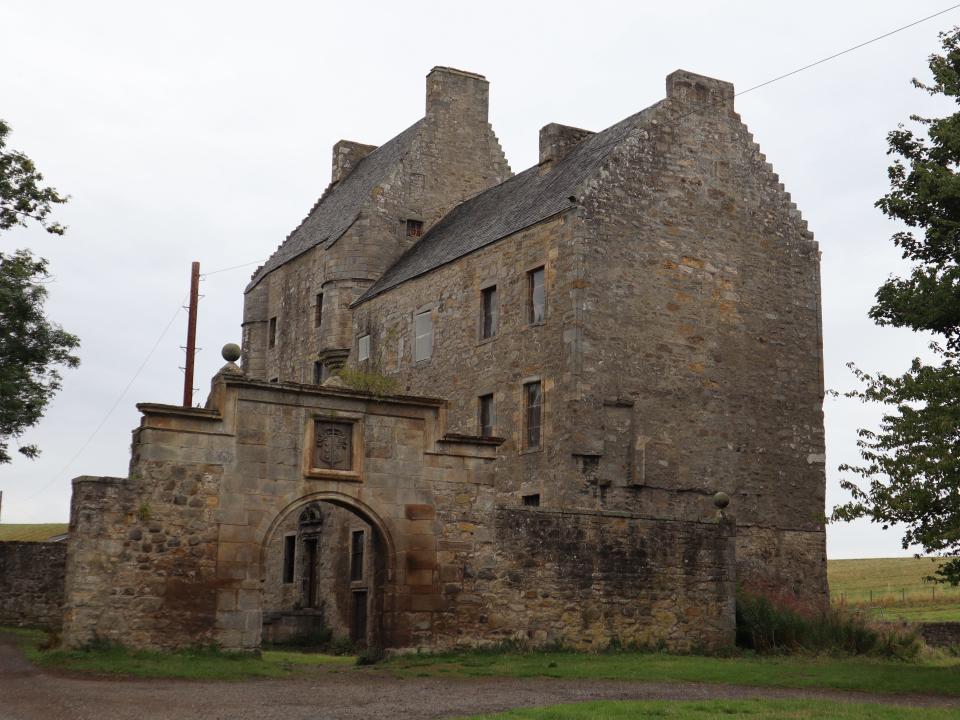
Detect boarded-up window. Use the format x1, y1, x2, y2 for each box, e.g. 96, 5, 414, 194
314, 420, 353, 470
528, 267, 545, 324
358, 334, 370, 361
414, 310, 433, 362
282, 535, 295, 584
524, 381, 542, 449
478, 394, 495, 436
481, 285, 497, 339
350, 530, 365, 582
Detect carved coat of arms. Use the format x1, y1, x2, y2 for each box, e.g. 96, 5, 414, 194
316, 423, 350, 469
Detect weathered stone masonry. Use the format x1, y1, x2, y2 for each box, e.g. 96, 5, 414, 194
0, 541, 66, 630
63, 366, 735, 651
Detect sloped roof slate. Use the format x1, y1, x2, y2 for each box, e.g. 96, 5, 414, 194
246, 120, 423, 291
354, 103, 662, 305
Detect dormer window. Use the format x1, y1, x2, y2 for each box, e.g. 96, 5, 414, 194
406, 219, 424, 237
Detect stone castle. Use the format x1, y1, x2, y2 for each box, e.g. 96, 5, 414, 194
60, 67, 827, 652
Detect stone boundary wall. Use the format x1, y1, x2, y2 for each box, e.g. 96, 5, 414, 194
917, 622, 960, 648
464, 508, 736, 651
0, 541, 66, 630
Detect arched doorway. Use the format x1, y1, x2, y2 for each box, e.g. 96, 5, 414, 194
259, 494, 393, 649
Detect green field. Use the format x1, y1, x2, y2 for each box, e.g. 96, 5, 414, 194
0, 524, 68, 542
462, 700, 960, 720
827, 557, 960, 621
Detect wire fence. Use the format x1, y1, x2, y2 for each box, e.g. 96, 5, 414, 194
831, 585, 960, 606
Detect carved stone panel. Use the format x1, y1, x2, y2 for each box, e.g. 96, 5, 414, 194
314, 421, 353, 471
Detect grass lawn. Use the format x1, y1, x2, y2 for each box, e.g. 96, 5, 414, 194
460, 699, 960, 719
828, 557, 960, 621
0, 523, 68, 541
2, 627, 353, 681
386, 649, 960, 698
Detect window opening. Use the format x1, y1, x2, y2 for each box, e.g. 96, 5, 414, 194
406, 219, 424, 237
351, 530, 365, 582
304, 538, 318, 608
524, 380, 542, 449
358, 334, 370, 361
528, 267, 545, 324
413, 310, 433, 362
352, 590, 368, 642
282, 535, 296, 584
481, 285, 498, 339
268, 316, 278, 347
478, 394, 495, 437
522, 493, 541, 507
315, 293, 324, 328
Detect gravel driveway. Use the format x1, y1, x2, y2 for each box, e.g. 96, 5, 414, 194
2, 636, 957, 720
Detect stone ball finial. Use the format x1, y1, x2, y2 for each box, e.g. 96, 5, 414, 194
713, 491, 730, 510
221, 343, 241, 362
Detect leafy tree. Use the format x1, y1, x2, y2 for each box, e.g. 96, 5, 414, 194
0, 119, 78, 463
834, 29, 960, 584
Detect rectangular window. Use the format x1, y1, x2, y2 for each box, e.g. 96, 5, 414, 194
478, 394, 495, 437
522, 493, 541, 507
282, 535, 296, 584
524, 380, 542, 449
313, 361, 324, 385
315, 293, 324, 328
358, 334, 370, 361
268, 316, 278, 348
528, 267, 545, 324
480, 285, 498, 339
413, 310, 433, 362
406, 219, 423, 237
350, 530, 365, 582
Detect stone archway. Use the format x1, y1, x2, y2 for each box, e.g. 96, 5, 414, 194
258, 492, 396, 649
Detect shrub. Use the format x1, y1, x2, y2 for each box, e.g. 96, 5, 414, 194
736, 591, 920, 659
334, 367, 398, 396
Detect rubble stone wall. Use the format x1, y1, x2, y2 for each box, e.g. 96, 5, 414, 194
0, 541, 66, 630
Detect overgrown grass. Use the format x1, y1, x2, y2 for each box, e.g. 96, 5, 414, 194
385, 648, 960, 697
1, 628, 353, 681
461, 699, 960, 719
736, 592, 920, 658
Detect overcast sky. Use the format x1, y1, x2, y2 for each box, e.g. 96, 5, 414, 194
1, 0, 954, 559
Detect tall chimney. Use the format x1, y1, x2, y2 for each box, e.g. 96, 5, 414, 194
425, 66, 489, 123
332, 140, 377, 184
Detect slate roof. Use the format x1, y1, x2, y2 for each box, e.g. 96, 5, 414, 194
246, 120, 423, 291
354, 103, 663, 305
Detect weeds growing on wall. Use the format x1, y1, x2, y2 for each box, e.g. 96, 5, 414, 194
334, 367, 399, 396
736, 591, 921, 659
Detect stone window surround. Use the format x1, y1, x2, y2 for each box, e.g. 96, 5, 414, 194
302, 411, 364, 482
477, 391, 495, 437
412, 302, 437, 365
525, 262, 547, 326
477, 278, 499, 344
520, 375, 544, 455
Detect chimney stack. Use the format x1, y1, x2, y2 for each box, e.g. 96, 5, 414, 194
425, 66, 489, 123
539, 123, 594, 170
665, 69, 734, 108
332, 140, 377, 184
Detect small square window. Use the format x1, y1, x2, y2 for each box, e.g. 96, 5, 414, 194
522, 493, 541, 507
478, 394, 495, 437
358, 334, 370, 361
524, 380, 542, 449
268, 316, 278, 348
480, 285, 497, 339
315, 293, 324, 328
528, 267, 545, 324
414, 310, 433, 362
406, 219, 424, 237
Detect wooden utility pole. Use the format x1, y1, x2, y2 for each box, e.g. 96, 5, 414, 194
182, 261, 200, 407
